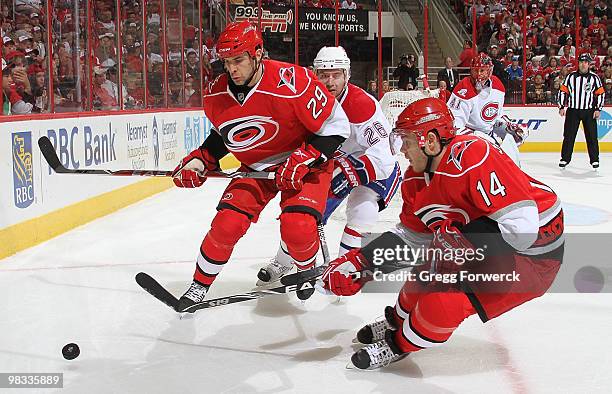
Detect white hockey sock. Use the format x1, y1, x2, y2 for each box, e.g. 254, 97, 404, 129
339, 225, 364, 256
274, 240, 293, 268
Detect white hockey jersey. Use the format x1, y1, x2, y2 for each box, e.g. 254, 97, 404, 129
447, 76, 506, 134
336, 83, 398, 180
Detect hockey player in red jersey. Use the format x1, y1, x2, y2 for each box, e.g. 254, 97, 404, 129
448, 53, 528, 164
317, 97, 564, 370
256, 46, 401, 285
172, 21, 350, 309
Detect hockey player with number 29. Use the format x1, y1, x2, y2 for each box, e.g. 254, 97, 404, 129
171, 21, 350, 309
257, 46, 401, 286
317, 97, 564, 370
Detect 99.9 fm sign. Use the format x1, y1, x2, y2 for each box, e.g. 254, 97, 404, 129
232, 6, 368, 36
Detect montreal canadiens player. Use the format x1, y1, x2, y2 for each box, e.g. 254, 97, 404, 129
257, 46, 402, 285
447, 53, 528, 164
171, 21, 350, 309
317, 97, 564, 370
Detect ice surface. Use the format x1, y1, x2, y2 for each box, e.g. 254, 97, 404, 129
1, 152, 611, 394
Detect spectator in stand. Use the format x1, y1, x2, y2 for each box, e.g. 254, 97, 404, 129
104, 66, 135, 108
559, 39, 576, 57
185, 49, 200, 82
582, 6, 596, 26
502, 48, 515, 67
605, 79, 612, 105
544, 56, 562, 83
527, 73, 549, 103
92, 66, 118, 110
393, 54, 418, 91
600, 39, 609, 57
366, 80, 377, 97
527, 57, 544, 80
17, 34, 33, 52
437, 80, 450, 102
506, 55, 523, 80
588, 17, 606, 39
96, 33, 117, 63
559, 45, 577, 70
490, 0, 504, 14
28, 65, 47, 112
537, 35, 555, 57
2, 59, 33, 115
526, 3, 544, 26
594, 0, 611, 19
479, 14, 500, 51
436, 56, 459, 92
458, 40, 477, 68
2, 36, 17, 56
506, 36, 520, 55
341, 0, 357, 9
31, 26, 45, 58
557, 24, 575, 47
381, 80, 390, 96
550, 77, 562, 104
489, 45, 509, 83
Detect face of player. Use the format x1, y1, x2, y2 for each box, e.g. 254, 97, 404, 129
396, 132, 442, 172
223, 50, 262, 86
316, 69, 346, 98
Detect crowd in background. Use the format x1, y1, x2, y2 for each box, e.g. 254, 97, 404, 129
2, 0, 219, 115
449, 0, 612, 104
2, 0, 612, 115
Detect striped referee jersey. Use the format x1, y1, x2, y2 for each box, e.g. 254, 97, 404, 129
558, 71, 606, 110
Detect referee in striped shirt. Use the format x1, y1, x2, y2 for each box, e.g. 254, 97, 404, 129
558, 53, 606, 170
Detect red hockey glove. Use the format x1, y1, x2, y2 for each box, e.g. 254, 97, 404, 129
172, 147, 219, 188
275, 144, 323, 191
429, 220, 476, 275
316, 249, 371, 296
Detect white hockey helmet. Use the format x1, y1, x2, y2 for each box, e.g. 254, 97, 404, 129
313, 46, 351, 80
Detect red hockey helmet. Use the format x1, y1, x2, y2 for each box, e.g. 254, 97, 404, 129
470, 52, 494, 86
216, 21, 263, 59
392, 97, 456, 149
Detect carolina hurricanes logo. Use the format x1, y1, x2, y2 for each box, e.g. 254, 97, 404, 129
414, 204, 470, 228
277, 67, 297, 93
481, 102, 500, 122
447, 140, 475, 171
219, 116, 280, 152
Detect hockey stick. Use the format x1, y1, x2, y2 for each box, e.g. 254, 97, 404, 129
136, 261, 409, 314
37, 136, 274, 180
318, 223, 331, 264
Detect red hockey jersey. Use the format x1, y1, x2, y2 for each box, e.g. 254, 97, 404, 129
399, 134, 563, 255
203, 60, 350, 170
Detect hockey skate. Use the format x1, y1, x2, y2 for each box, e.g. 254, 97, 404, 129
354, 306, 397, 344
178, 280, 209, 312
256, 258, 294, 286
349, 330, 408, 370
295, 267, 316, 301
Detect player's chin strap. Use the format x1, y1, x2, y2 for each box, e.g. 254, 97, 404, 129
422, 132, 451, 175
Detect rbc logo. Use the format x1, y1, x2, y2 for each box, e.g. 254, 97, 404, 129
597, 110, 612, 139
12, 132, 35, 209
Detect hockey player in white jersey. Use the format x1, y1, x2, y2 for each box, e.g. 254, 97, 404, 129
257, 46, 402, 285
447, 52, 528, 164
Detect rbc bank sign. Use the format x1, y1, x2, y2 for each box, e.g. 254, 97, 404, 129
46, 123, 117, 172
11, 131, 35, 209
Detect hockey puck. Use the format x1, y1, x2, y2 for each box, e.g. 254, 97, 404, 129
62, 343, 80, 360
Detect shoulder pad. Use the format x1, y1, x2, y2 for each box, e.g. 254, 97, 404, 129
342, 84, 378, 124
257, 59, 312, 97
453, 78, 478, 99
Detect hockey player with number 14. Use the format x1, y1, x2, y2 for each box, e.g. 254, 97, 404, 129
317, 97, 564, 370
447, 53, 528, 164
257, 46, 401, 285
171, 21, 350, 309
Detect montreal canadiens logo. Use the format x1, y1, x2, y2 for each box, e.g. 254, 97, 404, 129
219, 116, 280, 152
481, 102, 500, 122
